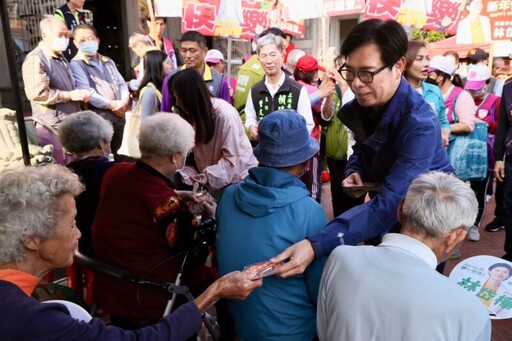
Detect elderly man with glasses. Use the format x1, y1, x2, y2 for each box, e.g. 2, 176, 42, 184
273, 19, 453, 277
244, 33, 314, 142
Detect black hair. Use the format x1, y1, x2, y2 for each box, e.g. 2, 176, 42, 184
139, 50, 168, 93
155, 17, 167, 24
432, 70, 464, 88
341, 19, 407, 69
489, 263, 512, 273
293, 69, 316, 85
168, 69, 215, 144
404, 40, 427, 79
73, 23, 98, 38
179, 30, 207, 48
260, 27, 287, 39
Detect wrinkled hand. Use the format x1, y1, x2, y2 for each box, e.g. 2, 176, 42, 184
70, 89, 90, 102
110, 99, 128, 118
317, 76, 335, 99
272, 239, 315, 278
203, 200, 217, 218
248, 125, 259, 141
495, 160, 505, 182
341, 173, 366, 198
191, 173, 208, 186
216, 271, 263, 300
327, 67, 344, 86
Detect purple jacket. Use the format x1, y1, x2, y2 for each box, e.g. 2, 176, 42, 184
0, 280, 202, 340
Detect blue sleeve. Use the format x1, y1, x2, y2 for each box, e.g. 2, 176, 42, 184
112, 61, 129, 101
69, 61, 109, 109
139, 87, 158, 119
308, 121, 439, 258
160, 74, 172, 112
436, 95, 450, 130
218, 77, 232, 104
303, 205, 328, 303
345, 144, 365, 178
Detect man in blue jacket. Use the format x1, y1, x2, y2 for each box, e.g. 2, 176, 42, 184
273, 19, 453, 277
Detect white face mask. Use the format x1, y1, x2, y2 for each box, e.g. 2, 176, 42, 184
51, 37, 69, 53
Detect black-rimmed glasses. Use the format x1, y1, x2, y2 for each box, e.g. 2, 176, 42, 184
338, 63, 389, 83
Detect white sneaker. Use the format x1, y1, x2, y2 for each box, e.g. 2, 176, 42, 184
467, 225, 480, 242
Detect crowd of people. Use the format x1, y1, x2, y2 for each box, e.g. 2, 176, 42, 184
0, 2, 511, 339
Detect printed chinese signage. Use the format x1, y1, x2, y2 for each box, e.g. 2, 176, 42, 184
364, 0, 463, 34
364, 0, 512, 43
449, 255, 512, 319
181, 0, 304, 38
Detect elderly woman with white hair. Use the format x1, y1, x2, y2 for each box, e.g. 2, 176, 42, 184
58, 110, 115, 254
91, 113, 222, 329
0, 164, 260, 339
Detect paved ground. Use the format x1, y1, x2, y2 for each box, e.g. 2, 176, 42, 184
320, 181, 512, 340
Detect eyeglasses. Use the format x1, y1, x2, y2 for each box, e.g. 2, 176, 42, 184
338, 63, 389, 83
258, 53, 280, 62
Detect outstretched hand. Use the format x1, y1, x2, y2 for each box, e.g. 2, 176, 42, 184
272, 239, 315, 278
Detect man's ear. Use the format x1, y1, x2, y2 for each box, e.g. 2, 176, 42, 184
396, 199, 405, 224
22, 236, 41, 252
394, 56, 406, 77
445, 227, 467, 251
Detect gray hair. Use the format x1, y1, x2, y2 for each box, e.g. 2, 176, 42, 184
139, 112, 195, 158
128, 33, 153, 48
40, 17, 65, 36
256, 33, 284, 54
401, 171, 478, 239
286, 49, 306, 68
58, 111, 114, 153
0, 165, 84, 264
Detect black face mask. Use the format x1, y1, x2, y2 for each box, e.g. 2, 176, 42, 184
424, 77, 438, 86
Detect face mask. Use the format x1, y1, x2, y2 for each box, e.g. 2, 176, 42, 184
79, 41, 99, 56
51, 37, 69, 52
424, 77, 438, 86
471, 88, 486, 99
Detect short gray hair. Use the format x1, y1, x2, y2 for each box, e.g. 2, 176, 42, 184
401, 171, 478, 239
256, 33, 284, 54
286, 49, 306, 68
40, 17, 65, 36
58, 111, 114, 153
0, 165, 84, 264
128, 33, 153, 48
139, 112, 195, 158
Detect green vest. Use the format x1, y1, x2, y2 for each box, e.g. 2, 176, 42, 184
233, 55, 265, 115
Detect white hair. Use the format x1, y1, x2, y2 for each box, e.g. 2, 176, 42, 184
0, 165, 84, 264
287, 49, 306, 68
256, 33, 284, 54
39, 17, 65, 36
58, 111, 113, 153
139, 112, 195, 158
401, 171, 478, 239
128, 33, 153, 48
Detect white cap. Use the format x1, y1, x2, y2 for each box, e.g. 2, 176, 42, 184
428, 55, 456, 75
205, 49, 224, 63
464, 65, 491, 90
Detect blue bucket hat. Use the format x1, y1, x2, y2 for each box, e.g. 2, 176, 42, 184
253, 109, 319, 168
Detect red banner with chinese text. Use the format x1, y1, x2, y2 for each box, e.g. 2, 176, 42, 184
363, 0, 512, 43
181, 0, 304, 39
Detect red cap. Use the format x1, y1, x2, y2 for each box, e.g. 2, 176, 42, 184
296, 55, 326, 73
